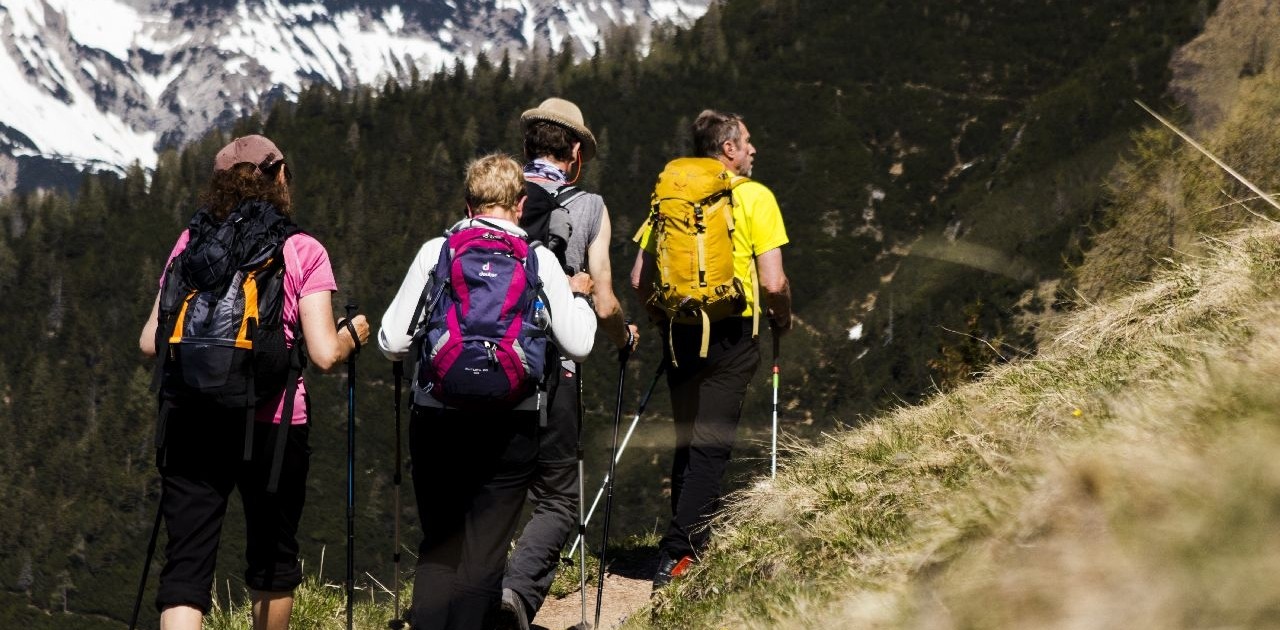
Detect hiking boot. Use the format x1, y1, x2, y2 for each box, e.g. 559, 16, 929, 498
494, 587, 530, 630
652, 552, 695, 590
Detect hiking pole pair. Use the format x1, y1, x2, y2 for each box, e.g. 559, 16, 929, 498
594, 345, 633, 629
566, 362, 665, 558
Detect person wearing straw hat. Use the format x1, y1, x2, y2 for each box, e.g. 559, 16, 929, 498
631, 109, 792, 589
497, 98, 640, 630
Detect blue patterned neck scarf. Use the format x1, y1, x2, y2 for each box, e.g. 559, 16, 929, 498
524, 158, 566, 184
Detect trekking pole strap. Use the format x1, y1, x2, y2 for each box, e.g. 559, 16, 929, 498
339, 317, 362, 353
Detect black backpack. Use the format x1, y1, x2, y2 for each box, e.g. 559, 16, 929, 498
520, 181, 585, 273
152, 200, 304, 490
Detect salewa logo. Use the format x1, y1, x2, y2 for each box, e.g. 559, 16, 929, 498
480, 261, 498, 278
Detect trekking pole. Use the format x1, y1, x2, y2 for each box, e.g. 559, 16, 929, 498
128, 499, 164, 630
574, 360, 589, 630
388, 360, 406, 629
567, 362, 664, 557
594, 346, 631, 629
771, 324, 781, 479
344, 303, 359, 630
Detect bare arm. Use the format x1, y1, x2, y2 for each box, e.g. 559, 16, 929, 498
139, 293, 161, 358
629, 248, 667, 325
630, 249, 654, 303
587, 208, 639, 350
757, 247, 792, 334
299, 291, 370, 372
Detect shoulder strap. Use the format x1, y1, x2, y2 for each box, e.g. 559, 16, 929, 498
406, 239, 453, 338
733, 178, 760, 340
553, 185, 586, 207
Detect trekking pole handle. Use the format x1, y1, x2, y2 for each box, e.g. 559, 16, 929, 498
619, 319, 635, 364
343, 303, 361, 354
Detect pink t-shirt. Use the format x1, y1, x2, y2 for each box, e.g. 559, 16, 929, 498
163, 230, 338, 424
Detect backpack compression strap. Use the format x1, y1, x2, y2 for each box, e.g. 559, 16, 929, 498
266, 337, 306, 493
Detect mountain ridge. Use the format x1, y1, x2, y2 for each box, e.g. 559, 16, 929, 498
0, 0, 709, 193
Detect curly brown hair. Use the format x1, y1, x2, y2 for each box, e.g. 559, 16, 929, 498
199, 162, 292, 221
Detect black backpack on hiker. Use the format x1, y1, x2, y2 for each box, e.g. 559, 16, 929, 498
521, 181, 585, 273
152, 199, 304, 490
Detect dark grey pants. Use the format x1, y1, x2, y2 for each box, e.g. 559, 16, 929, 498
408, 406, 538, 630
502, 363, 580, 617
659, 318, 760, 560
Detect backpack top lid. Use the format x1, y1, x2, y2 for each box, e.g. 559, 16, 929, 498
653, 157, 746, 205
181, 200, 295, 292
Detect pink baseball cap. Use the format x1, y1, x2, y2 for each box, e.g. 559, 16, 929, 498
213, 134, 286, 173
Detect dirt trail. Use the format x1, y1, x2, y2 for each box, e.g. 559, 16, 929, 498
531, 552, 658, 630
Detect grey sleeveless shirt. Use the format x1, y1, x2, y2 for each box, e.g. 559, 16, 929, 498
532, 180, 605, 275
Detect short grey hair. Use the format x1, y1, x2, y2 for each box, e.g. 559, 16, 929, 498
692, 109, 744, 158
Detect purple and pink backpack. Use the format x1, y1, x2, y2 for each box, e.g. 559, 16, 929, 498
409, 221, 549, 410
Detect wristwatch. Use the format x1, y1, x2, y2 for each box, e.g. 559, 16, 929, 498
572, 291, 594, 308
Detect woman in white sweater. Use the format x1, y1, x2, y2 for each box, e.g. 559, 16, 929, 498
377, 153, 595, 630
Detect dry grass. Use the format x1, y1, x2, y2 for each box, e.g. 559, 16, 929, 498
633, 223, 1280, 629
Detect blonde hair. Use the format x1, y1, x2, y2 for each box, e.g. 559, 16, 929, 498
464, 153, 525, 214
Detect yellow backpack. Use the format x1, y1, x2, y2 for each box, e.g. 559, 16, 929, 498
636, 157, 759, 363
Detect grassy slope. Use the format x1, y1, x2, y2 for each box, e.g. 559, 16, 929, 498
637, 214, 1280, 630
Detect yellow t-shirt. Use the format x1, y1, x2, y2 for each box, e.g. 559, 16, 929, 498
637, 179, 789, 317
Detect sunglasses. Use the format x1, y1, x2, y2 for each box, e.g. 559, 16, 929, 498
261, 160, 293, 184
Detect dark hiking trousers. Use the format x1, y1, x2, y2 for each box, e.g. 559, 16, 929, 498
658, 317, 760, 560
408, 406, 538, 630
503, 363, 580, 617
156, 405, 310, 614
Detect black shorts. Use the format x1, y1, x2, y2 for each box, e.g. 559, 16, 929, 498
155, 403, 311, 613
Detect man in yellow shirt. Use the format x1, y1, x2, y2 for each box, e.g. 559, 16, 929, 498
631, 109, 793, 587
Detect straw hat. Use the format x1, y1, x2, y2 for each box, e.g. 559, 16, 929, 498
521, 98, 597, 162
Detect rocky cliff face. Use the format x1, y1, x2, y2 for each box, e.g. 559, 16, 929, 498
0, 0, 708, 192
1169, 0, 1278, 132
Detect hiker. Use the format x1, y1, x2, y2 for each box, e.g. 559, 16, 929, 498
376, 153, 597, 630
497, 97, 641, 630
137, 134, 370, 630
630, 110, 793, 587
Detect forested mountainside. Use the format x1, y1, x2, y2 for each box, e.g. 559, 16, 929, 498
0, 0, 1215, 626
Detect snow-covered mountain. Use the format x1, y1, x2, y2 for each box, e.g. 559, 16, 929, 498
0, 0, 709, 193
